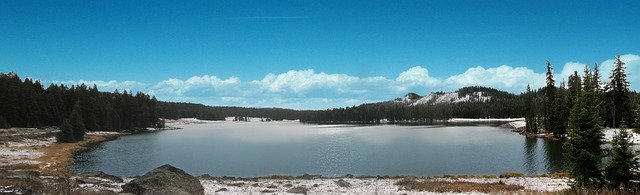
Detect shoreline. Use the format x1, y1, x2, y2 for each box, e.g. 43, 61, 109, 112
0, 128, 127, 193
74, 172, 571, 194
1, 120, 575, 194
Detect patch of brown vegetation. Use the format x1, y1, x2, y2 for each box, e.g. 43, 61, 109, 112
548, 172, 570, 179
396, 179, 525, 193
499, 172, 525, 178
36, 135, 116, 176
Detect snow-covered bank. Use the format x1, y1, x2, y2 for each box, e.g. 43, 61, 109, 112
199, 177, 570, 194
603, 128, 640, 144
0, 136, 55, 166
447, 118, 525, 123
165, 117, 300, 126
164, 118, 221, 125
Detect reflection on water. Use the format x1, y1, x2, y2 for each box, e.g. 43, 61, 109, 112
543, 139, 567, 173
75, 122, 567, 177
523, 137, 538, 173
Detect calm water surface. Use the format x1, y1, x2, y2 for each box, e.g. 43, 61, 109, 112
75, 122, 566, 177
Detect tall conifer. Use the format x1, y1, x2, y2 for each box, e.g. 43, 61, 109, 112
564, 67, 605, 188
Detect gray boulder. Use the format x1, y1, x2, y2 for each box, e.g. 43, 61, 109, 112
121, 164, 204, 195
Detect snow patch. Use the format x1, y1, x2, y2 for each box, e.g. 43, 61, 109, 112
0, 137, 54, 166
199, 177, 569, 194
410, 91, 491, 106
447, 118, 525, 123
603, 128, 640, 144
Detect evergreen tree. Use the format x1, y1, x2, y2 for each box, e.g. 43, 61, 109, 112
604, 124, 638, 189
564, 67, 605, 188
636, 103, 640, 132
0, 115, 10, 129
609, 56, 633, 128
56, 119, 75, 143
553, 82, 568, 136
69, 103, 86, 141
525, 84, 537, 134
544, 61, 559, 136
593, 63, 601, 92
567, 71, 582, 115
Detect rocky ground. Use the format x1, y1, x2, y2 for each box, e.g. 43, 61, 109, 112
0, 128, 123, 193
74, 172, 571, 194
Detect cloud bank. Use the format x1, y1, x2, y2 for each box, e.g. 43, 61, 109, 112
56, 54, 640, 109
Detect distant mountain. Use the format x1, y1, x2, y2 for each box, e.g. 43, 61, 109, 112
393, 86, 516, 106
299, 86, 527, 124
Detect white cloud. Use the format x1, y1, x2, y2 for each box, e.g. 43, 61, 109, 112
395, 66, 441, 87
445, 65, 545, 91
152, 75, 240, 96
559, 62, 587, 80
53, 80, 144, 92
50, 54, 639, 109
251, 69, 359, 94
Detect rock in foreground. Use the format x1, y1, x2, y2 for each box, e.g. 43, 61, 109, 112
121, 164, 204, 195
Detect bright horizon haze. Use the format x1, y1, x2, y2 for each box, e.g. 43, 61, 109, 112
1, 0, 639, 109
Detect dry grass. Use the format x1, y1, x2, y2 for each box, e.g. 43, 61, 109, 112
396, 179, 525, 193
36, 135, 114, 176
548, 172, 570, 179
0, 133, 120, 194
499, 172, 525, 178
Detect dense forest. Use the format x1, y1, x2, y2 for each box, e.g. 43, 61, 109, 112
298, 86, 546, 124
524, 58, 640, 138
0, 72, 162, 133
158, 102, 308, 121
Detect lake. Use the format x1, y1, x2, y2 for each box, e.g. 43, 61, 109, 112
74, 122, 566, 177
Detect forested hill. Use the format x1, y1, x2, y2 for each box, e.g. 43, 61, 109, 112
0, 72, 162, 131
298, 86, 527, 124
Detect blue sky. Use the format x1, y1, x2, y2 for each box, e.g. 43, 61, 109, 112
1, 0, 639, 109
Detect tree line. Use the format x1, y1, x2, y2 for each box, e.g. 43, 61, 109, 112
157, 102, 308, 121
0, 72, 163, 142
527, 56, 640, 190
299, 86, 528, 124
524, 57, 640, 137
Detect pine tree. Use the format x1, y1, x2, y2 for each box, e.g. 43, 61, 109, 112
553, 82, 568, 137
0, 115, 10, 129
609, 55, 633, 128
525, 84, 537, 135
69, 103, 86, 141
593, 63, 601, 92
564, 67, 605, 188
604, 124, 638, 189
636, 104, 640, 132
544, 61, 559, 136
567, 71, 582, 115
56, 119, 75, 143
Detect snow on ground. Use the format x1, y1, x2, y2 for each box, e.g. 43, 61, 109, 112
447, 118, 525, 123
410, 92, 492, 106
199, 177, 569, 195
74, 177, 133, 193
0, 137, 54, 166
202, 178, 420, 195
86, 131, 123, 136
431, 177, 570, 192
603, 128, 640, 144
165, 118, 299, 126
164, 118, 221, 125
